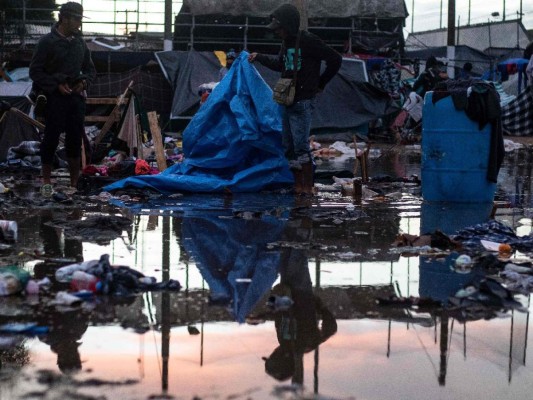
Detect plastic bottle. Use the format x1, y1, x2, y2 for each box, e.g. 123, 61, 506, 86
70, 271, 100, 293
0, 220, 18, 242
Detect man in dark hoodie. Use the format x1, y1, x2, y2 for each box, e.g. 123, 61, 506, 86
248, 3, 342, 195
29, 2, 95, 197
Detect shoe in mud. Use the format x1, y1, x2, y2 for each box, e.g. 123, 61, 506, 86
40, 184, 53, 198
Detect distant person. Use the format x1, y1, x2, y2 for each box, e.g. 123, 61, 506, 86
29, 2, 95, 198
248, 3, 342, 196
413, 56, 447, 97
459, 62, 474, 80
219, 49, 237, 81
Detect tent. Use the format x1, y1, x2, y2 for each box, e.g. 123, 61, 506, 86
156, 50, 396, 133
0, 81, 40, 163
104, 52, 293, 194
0, 81, 33, 113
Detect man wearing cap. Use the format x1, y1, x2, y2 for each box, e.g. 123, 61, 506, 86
29, 2, 95, 197
248, 3, 341, 196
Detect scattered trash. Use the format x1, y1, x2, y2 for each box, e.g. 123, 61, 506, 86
51, 291, 84, 306
0, 265, 30, 295
0, 220, 17, 242
453, 254, 473, 273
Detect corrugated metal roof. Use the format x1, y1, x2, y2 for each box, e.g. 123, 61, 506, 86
406, 20, 531, 52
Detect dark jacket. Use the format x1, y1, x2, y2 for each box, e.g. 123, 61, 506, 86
29, 24, 96, 95
256, 5, 342, 102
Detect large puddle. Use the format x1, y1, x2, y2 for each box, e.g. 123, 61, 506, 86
1, 144, 533, 399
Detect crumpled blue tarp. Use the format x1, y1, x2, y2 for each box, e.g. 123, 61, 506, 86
104, 52, 293, 194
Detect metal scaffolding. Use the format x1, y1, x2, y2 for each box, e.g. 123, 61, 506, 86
0, 0, 180, 54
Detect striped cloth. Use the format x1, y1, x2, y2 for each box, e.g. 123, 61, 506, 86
501, 85, 533, 136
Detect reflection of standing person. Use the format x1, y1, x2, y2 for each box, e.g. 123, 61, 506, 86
263, 217, 337, 383
39, 309, 89, 374
29, 2, 95, 197
219, 49, 237, 81
248, 4, 342, 195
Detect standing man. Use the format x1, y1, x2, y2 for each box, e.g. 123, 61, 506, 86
248, 3, 341, 195
29, 2, 95, 197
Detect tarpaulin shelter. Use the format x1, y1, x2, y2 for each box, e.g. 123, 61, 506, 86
497, 58, 530, 93
0, 81, 33, 113
502, 86, 533, 136
156, 50, 396, 133
104, 52, 293, 194
0, 81, 40, 162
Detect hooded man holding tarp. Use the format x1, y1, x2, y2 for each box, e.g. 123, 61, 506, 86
248, 3, 342, 195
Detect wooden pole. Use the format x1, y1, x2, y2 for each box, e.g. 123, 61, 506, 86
148, 111, 167, 172
293, 0, 308, 30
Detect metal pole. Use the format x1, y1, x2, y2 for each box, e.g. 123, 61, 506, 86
164, 0, 173, 51
22, 0, 26, 49
411, 0, 414, 32
503, 0, 506, 21
440, 0, 443, 29
161, 216, 171, 392
468, 0, 471, 25
447, 0, 455, 46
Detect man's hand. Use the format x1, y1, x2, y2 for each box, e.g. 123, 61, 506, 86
71, 80, 86, 94
248, 53, 258, 63
58, 82, 72, 95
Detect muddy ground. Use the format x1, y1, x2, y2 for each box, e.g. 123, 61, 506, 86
1, 141, 533, 400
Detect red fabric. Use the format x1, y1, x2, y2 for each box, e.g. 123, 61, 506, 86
135, 159, 151, 175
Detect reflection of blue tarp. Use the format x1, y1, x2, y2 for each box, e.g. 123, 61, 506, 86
110, 193, 295, 216
182, 214, 286, 323
104, 52, 292, 194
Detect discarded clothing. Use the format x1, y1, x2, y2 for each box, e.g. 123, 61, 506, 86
84, 254, 181, 296
453, 220, 533, 253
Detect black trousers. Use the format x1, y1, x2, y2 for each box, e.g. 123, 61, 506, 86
41, 93, 86, 165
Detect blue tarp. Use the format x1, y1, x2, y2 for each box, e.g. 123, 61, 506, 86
104, 52, 293, 194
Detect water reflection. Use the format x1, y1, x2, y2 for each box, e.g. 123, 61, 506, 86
181, 212, 287, 322
3, 147, 533, 398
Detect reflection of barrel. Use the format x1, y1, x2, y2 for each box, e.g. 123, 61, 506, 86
420, 202, 494, 235
421, 92, 496, 202
419, 202, 491, 303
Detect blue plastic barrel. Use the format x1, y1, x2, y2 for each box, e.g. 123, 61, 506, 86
421, 91, 496, 202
